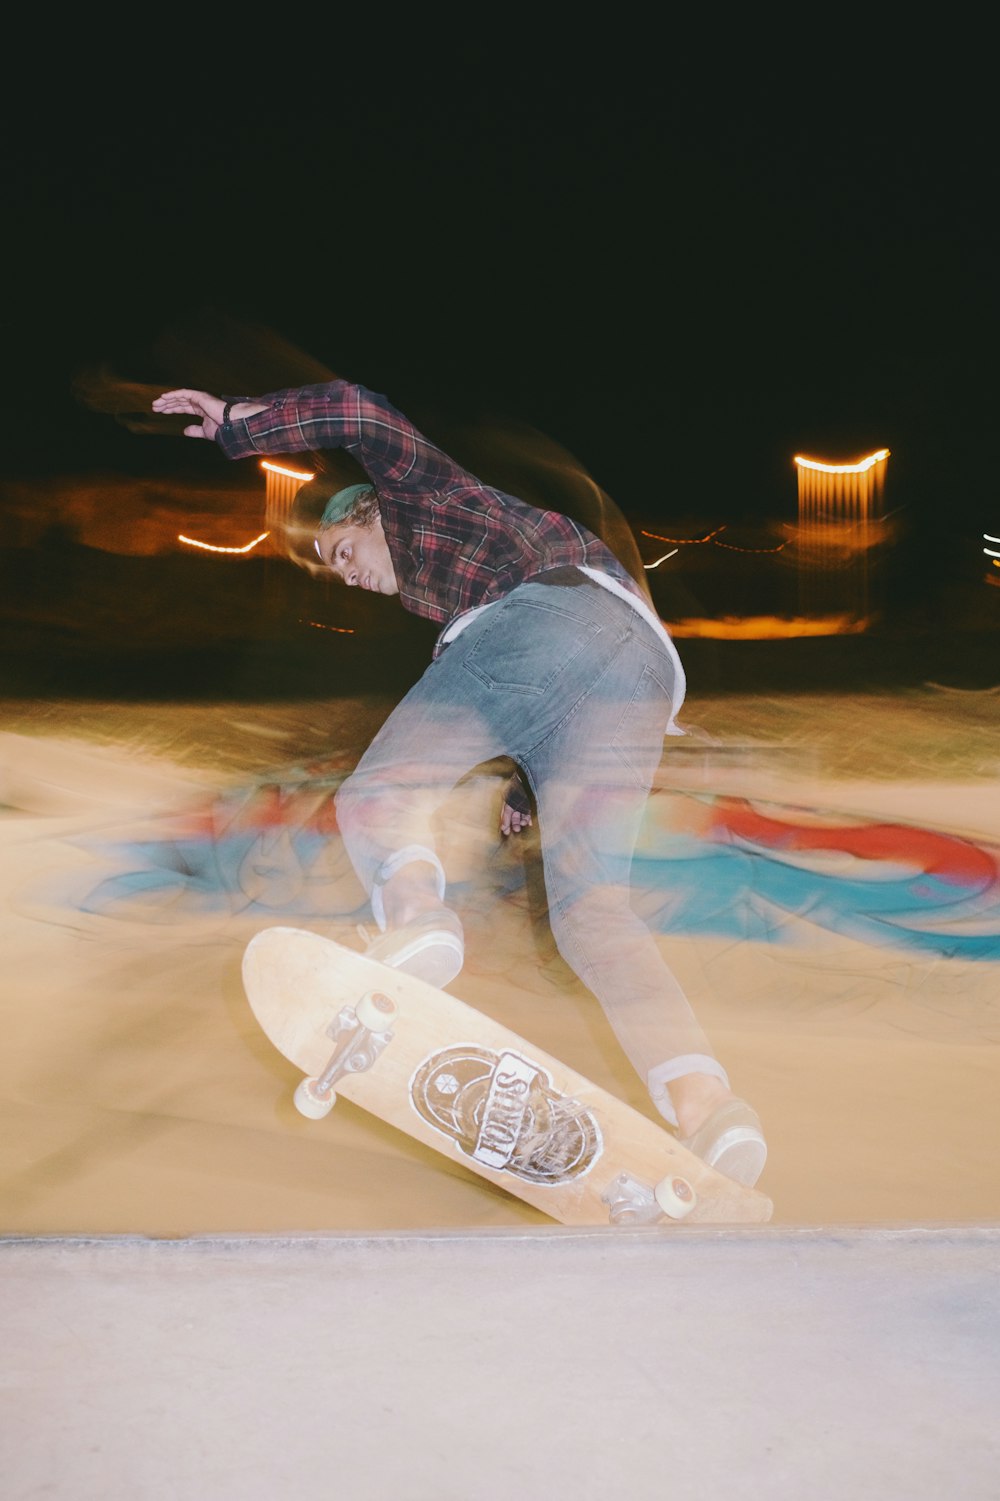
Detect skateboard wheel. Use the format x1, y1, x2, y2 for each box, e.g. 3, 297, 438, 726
294, 1078, 336, 1119
354, 990, 397, 1033
654, 1174, 697, 1220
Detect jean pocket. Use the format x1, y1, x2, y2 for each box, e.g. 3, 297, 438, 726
462, 596, 602, 695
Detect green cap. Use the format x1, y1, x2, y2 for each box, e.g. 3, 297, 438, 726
319, 483, 374, 529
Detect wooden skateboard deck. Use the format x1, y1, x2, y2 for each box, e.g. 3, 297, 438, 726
242, 925, 773, 1227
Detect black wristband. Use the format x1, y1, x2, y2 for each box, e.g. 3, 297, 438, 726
222, 402, 234, 427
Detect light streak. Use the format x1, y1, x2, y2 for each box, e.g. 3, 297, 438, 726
640, 526, 785, 556
641, 526, 727, 545
713, 538, 788, 554
794, 449, 890, 474
984, 547, 1000, 559
305, 621, 356, 634
178, 532, 271, 554
261, 461, 315, 481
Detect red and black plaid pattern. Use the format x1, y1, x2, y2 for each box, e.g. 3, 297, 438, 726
218, 380, 645, 639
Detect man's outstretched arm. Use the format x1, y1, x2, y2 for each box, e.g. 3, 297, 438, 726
152, 381, 475, 498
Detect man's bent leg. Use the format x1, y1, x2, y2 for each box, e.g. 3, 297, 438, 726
334, 663, 498, 987
535, 780, 766, 1183
522, 612, 766, 1183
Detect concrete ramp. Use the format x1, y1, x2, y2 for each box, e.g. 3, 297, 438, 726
3, 1228, 998, 1499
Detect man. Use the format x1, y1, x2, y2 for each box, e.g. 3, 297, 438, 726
151, 377, 766, 1185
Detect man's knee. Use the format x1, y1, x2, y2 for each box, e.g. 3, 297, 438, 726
547, 882, 635, 949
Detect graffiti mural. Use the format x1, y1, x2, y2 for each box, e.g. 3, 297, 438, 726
46, 764, 1000, 962
632, 795, 1000, 960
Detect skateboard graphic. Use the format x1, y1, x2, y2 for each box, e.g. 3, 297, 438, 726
242, 926, 774, 1227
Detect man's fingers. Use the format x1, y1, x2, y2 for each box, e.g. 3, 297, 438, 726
152, 390, 205, 413
499, 804, 533, 836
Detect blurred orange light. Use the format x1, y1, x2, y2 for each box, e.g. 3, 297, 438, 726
794, 449, 890, 474
668, 613, 868, 639
178, 532, 271, 554
261, 461, 315, 481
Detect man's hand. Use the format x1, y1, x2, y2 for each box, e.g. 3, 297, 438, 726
499, 771, 533, 837
151, 389, 226, 439
151, 390, 269, 440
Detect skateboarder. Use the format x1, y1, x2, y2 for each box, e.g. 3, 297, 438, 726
152, 378, 767, 1186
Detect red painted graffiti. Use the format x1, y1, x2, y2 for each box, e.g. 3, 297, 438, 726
708, 797, 997, 893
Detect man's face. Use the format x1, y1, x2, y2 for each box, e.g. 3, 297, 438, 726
315, 514, 399, 595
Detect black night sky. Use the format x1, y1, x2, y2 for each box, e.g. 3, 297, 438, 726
1, 23, 997, 630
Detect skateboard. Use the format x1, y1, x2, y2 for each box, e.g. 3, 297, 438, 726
242, 925, 774, 1227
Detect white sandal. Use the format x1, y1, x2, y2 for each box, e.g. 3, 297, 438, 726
680, 1098, 767, 1187
363, 907, 465, 989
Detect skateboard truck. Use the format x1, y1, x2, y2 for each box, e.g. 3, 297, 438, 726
601, 1170, 697, 1224
293, 990, 397, 1119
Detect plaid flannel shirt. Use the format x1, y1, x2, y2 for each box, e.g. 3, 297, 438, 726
217, 380, 648, 651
